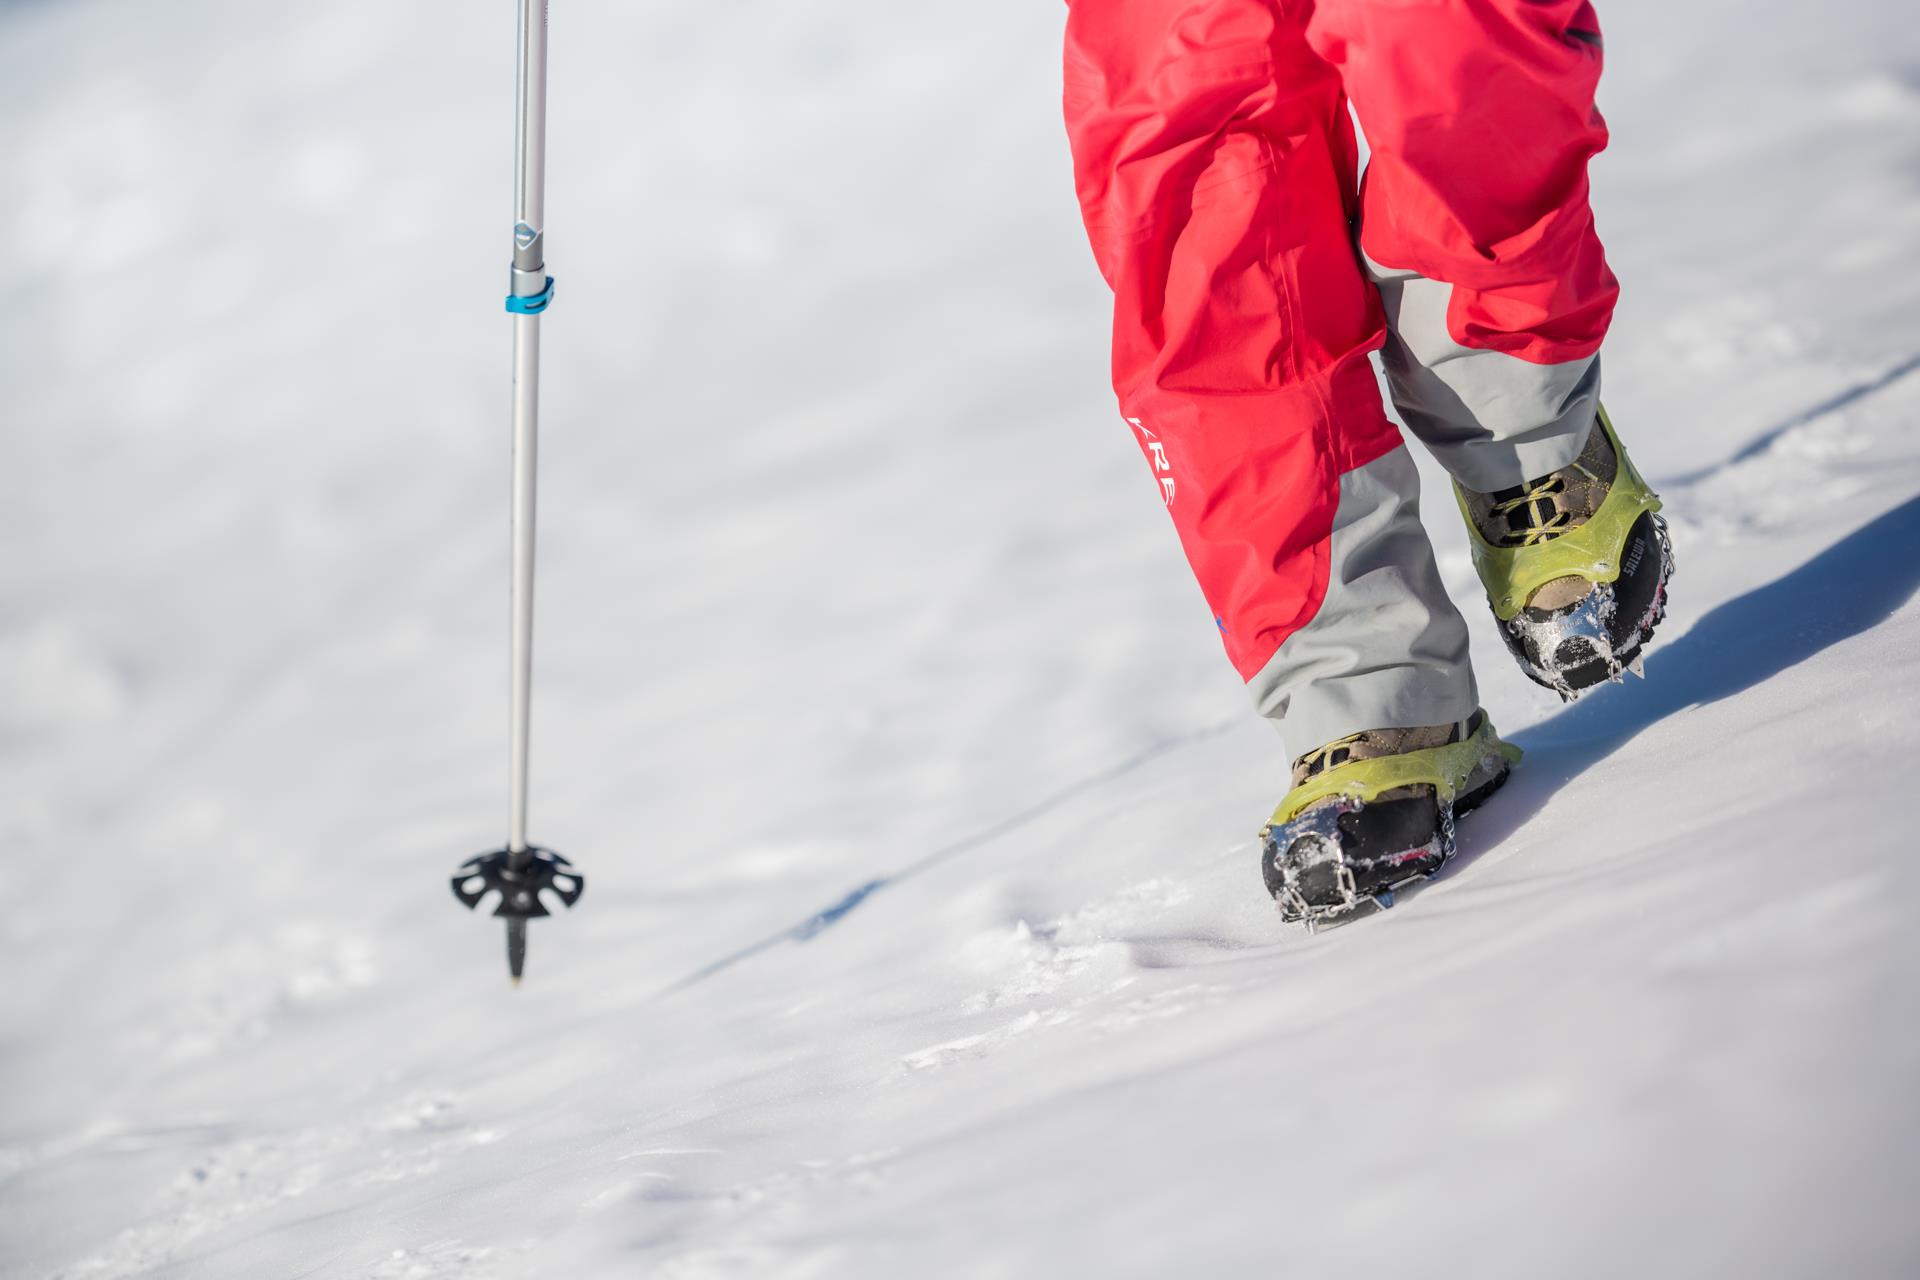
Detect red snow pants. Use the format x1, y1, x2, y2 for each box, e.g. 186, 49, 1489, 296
1064, 0, 1618, 690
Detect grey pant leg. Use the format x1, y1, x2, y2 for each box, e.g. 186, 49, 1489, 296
1366, 255, 1599, 492
1249, 445, 1479, 760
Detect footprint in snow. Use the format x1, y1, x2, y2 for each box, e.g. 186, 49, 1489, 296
957, 876, 1197, 1014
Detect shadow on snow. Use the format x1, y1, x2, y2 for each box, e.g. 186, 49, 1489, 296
665, 492, 1920, 992
658, 718, 1235, 994
1445, 490, 1920, 877
1662, 352, 1920, 487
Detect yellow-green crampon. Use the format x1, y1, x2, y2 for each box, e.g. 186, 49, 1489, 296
1455, 406, 1674, 699
1261, 711, 1522, 929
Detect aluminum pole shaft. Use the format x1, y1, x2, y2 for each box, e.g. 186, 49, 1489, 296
507, 0, 550, 861
508, 315, 539, 857
513, 0, 547, 267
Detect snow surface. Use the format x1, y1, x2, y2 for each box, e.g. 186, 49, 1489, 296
5, 1, 1920, 1276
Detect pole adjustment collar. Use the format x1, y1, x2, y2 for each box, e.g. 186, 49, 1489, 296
506, 276, 555, 314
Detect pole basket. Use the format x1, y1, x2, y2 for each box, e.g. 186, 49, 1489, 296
451, 846, 584, 919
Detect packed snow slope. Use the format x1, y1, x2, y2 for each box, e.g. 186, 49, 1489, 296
5, 1, 1920, 1276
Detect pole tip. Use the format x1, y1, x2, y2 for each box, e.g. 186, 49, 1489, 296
506, 918, 528, 983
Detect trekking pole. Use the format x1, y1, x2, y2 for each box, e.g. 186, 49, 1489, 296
450, 0, 583, 983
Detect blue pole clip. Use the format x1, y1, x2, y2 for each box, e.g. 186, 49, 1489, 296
505, 277, 555, 315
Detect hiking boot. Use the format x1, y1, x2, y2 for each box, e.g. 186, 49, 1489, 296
1456, 406, 1673, 698
1261, 711, 1520, 929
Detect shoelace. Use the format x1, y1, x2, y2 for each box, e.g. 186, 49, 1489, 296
1296, 734, 1362, 779
1294, 718, 1470, 783
1489, 476, 1571, 547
